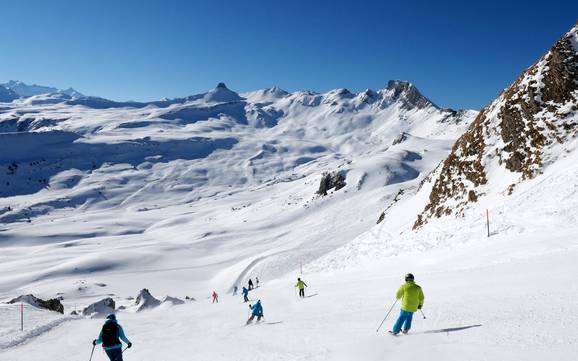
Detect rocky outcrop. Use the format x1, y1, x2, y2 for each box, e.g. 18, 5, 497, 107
82, 297, 115, 317
162, 296, 185, 305
317, 172, 346, 196
414, 23, 578, 228
9, 294, 64, 314
135, 288, 161, 311
384, 80, 438, 110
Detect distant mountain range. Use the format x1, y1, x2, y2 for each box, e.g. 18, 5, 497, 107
0, 80, 84, 101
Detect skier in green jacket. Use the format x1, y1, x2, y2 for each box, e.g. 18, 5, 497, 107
295, 278, 308, 298
390, 273, 424, 335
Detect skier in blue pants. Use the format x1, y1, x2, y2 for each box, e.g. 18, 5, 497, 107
391, 273, 425, 335
93, 314, 132, 361
242, 286, 250, 302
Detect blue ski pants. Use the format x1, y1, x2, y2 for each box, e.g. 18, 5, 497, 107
392, 310, 414, 333
105, 347, 123, 361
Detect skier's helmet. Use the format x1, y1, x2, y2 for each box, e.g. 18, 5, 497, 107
106, 313, 116, 321
405, 273, 415, 281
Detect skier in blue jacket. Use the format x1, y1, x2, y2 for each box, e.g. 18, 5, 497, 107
242, 286, 249, 303
246, 300, 264, 324
93, 314, 132, 361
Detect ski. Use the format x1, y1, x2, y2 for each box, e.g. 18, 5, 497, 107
305, 293, 318, 298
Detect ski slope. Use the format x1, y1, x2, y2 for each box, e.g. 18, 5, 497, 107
1, 226, 576, 361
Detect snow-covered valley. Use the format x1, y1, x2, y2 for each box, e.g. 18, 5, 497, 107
1, 23, 578, 361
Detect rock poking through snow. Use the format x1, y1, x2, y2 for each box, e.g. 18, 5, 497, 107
9, 294, 64, 314
82, 297, 115, 318
135, 289, 161, 311
162, 296, 185, 305
317, 172, 346, 196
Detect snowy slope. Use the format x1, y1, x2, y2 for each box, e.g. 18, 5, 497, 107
0, 79, 474, 300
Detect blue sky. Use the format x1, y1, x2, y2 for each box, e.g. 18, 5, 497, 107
1, 0, 576, 109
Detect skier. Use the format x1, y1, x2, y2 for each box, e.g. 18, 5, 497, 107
242, 286, 249, 302
93, 314, 132, 361
246, 300, 264, 325
212, 291, 219, 303
256, 277, 260, 288
248, 278, 254, 290
390, 273, 424, 335
295, 277, 308, 298
233, 285, 238, 296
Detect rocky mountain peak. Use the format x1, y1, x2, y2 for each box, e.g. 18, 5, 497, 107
413, 23, 578, 229
384, 80, 437, 110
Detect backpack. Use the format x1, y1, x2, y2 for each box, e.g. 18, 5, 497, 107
101, 321, 121, 347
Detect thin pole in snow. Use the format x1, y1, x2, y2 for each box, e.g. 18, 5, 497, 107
20, 302, 23, 331
486, 209, 490, 238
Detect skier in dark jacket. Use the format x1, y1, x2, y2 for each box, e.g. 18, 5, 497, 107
246, 300, 264, 324
242, 286, 250, 302
93, 314, 132, 361
248, 278, 254, 290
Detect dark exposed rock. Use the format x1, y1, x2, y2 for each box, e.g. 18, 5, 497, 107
317, 172, 346, 196
386, 80, 438, 110
377, 212, 385, 224
414, 23, 578, 229
9, 294, 64, 314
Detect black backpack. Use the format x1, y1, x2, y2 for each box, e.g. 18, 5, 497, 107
101, 321, 121, 347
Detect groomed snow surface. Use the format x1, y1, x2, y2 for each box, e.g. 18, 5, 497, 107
1, 228, 576, 361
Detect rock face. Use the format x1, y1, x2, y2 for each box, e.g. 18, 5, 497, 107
135, 288, 161, 311
384, 80, 437, 110
414, 23, 578, 228
9, 294, 64, 314
317, 172, 346, 196
82, 297, 115, 317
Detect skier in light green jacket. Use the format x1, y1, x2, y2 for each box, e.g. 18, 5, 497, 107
391, 273, 424, 335
295, 278, 308, 298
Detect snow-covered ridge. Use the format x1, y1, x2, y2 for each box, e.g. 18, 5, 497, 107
1, 80, 83, 99
413, 23, 578, 228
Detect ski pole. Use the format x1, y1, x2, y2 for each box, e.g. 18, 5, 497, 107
419, 309, 426, 319
88, 344, 95, 361
122, 346, 129, 353
376, 299, 398, 333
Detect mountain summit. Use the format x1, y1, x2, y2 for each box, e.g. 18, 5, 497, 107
383, 80, 438, 110
414, 23, 578, 228
202, 82, 242, 103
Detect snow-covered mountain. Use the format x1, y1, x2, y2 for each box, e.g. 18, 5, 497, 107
0, 80, 473, 225
413, 23, 578, 228
0, 80, 84, 100
0, 78, 475, 287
